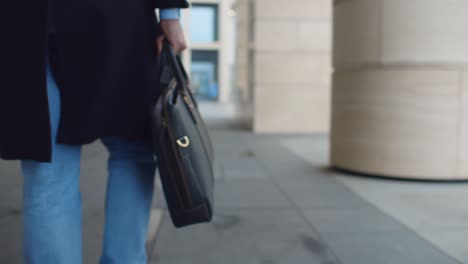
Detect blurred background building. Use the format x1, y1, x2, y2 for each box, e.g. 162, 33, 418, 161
177, 0, 238, 120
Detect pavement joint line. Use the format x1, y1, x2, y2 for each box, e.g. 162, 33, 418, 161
332, 175, 467, 264
280, 137, 466, 264
241, 137, 345, 264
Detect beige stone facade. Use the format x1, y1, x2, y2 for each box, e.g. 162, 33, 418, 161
331, 0, 468, 179
235, 0, 332, 133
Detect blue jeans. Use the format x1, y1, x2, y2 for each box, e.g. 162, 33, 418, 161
21, 65, 156, 264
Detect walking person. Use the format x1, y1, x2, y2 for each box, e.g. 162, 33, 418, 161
0, 0, 189, 263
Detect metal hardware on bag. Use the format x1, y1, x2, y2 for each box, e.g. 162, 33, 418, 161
176, 136, 190, 148
183, 95, 192, 107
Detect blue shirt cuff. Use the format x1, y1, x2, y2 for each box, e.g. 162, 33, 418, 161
159, 8, 181, 20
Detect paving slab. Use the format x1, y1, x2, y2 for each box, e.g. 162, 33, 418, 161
303, 205, 408, 233
0, 160, 22, 209
0, 213, 22, 264
274, 175, 369, 209
83, 209, 105, 264
0, 159, 23, 264
322, 231, 462, 264
153, 209, 340, 264
214, 179, 293, 210
220, 157, 271, 180
421, 230, 468, 264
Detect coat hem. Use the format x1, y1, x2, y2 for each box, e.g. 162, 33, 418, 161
0, 152, 52, 163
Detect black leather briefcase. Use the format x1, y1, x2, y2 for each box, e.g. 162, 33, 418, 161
150, 40, 215, 228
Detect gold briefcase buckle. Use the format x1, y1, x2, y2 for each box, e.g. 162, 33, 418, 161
176, 136, 190, 148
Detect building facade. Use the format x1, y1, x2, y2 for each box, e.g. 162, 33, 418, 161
180, 0, 237, 104
236, 0, 332, 133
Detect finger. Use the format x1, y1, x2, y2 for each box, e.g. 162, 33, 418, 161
157, 35, 165, 55
180, 42, 187, 52
173, 40, 187, 54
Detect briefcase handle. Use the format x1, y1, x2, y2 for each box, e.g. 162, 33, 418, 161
161, 39, 191, 104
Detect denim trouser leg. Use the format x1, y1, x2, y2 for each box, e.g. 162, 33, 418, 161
21, 65, 83, 264
21, 64, 157, 264
100, 138, 156, 264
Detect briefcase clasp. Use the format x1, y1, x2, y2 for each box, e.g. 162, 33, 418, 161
177, 136, 190, 148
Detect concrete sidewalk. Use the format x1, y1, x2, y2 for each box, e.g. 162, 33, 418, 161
1, 123, 468, 263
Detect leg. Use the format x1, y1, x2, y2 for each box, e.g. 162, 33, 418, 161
21, 65, 83, 263
100, 137, 156, 264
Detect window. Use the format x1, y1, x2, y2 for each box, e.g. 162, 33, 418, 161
190, 4, 219, 43
191, 50, 219, 101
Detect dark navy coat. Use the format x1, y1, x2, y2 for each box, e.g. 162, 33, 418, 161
0, 0, 189, 162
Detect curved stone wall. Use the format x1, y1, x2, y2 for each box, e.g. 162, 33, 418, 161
331, 0, 468, 179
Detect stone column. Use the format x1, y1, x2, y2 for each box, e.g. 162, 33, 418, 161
331, 0, 468, 179
236, 0, 332, 133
